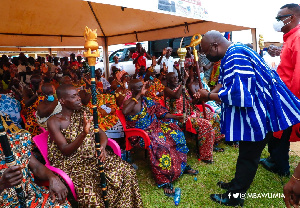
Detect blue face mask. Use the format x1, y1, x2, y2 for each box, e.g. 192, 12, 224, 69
47, 95, 55, 102
200, 72, 204, 80
149, 76, 154, 81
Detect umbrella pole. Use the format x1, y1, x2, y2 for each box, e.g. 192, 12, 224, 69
177, 46, 187, 128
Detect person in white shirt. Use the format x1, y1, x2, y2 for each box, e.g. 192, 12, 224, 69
263, 45, 281, 71
110, 56, 124, 72
157, 47, 174, 73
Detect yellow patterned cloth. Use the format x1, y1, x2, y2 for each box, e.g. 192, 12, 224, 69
87, 92, 119, 131
145, 78, 165, 102
48, 107, 143, 207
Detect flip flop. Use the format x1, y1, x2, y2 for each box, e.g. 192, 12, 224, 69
213, 147, 224, 152
183, 165, 199, 175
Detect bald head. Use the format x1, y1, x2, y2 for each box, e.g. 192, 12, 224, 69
201, 30, 231, 62
166, 72, 176, 82
202, 30, 227, 44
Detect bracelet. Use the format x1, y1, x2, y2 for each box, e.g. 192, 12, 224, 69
132, 98, 138, 104
207, 92, 211, 100
292, 175, 300, 181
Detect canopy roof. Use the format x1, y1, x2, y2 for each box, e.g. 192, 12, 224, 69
0, 0, 252, 49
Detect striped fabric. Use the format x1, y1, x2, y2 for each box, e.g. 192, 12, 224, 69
218, 43, 300, 142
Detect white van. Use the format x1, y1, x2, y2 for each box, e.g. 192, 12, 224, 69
96, 46, 162, 75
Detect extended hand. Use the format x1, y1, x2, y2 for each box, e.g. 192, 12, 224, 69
194, 89, 209, 101
83, 111, 93, 134
97, 145, 107, 163
283, 177, 300, 208
141, 81, 148, 95
0, 166, 23, 191
152, 56, 157, 66
49, 176, 68, 204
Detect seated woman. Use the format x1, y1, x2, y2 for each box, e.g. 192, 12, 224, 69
123, 79, 198, 197
111, 71, 131, 108
21, 74, 44, 137
36, 83, 62, 129
164, 72, 224, 163
144, 67, 165, 102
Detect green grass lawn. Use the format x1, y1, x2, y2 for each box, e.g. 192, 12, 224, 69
131, 133, 299, 208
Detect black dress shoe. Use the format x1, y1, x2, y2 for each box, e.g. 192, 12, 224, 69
260, 159, 290, 177
210, 193, 244, 207
217, 181, 231, 190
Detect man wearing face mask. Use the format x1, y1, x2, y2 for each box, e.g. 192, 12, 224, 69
260, 3, 300, 178
196, 30, 300, 206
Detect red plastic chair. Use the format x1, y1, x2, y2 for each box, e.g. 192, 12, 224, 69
32, 131, 121, 201
116, 110, 150, 151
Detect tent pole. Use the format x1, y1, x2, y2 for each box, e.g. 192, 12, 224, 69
103, 37, 109, 79
251, 28, 257, 52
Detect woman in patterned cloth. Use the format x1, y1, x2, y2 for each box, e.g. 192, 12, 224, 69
123, 79, 198, 197
20, 75, 44, 137
0, 119, 71, 207
164, 72, 224, 163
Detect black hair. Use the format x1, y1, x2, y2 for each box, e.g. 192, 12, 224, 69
56, 84, 74, 99
281, 4, 300, 16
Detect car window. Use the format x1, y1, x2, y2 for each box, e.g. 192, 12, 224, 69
109, 49, 124, 63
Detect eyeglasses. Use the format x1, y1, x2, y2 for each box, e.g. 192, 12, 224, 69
276, 14, 293, 21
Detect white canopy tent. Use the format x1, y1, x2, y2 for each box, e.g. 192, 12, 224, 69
0, 0, 255, 75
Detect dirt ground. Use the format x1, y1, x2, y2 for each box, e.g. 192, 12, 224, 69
290, 142, 300, 157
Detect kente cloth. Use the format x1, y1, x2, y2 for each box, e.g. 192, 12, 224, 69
21, 95, 44, 137
0, 131, 71, 208
48, 107, 143, 207
125, 97, 188, 185
165, 87, 223, 160
145, 78, 165, 102
0, 94, 22, 128
87, 92, 120, 131
210, 60, 221, 86
218, 43, 300, 142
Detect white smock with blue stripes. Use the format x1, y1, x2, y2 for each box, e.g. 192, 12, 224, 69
218, 43, 300, 142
